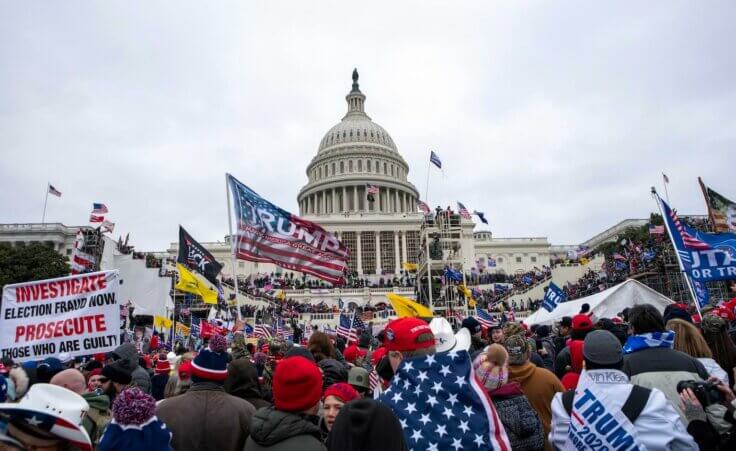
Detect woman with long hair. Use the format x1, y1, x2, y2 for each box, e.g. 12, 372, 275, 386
701, 315, 736, 387
666, 318, 728, 382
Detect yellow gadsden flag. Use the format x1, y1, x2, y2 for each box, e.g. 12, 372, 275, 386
386, 293, 433, 318
154, 315, 173, 330
175, 323, 190, 335
175, 263, 218, 304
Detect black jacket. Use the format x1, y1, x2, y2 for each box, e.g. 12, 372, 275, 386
243, 406, 325, 451
225, 358, 272, 410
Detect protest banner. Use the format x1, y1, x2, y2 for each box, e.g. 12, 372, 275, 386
542, 282, 567, 312
0, 271, 121, 362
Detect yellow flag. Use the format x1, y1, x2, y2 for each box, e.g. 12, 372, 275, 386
386, 293, 433, 318
176, 323, 190, 335
154, 315, 173, 329
458, 284, 477, 307
175, 263, 218, 304
402, 262, 418, 272
580, 257, 590, 266
276, 290, 286, 301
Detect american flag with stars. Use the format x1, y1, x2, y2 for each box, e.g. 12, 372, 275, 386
457, 202, 472, 220
475, 308, 498, 329
379, 350, 510, 451
336, 312, 358, 342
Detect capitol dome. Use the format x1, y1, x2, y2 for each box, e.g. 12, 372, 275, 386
298, 70, 420, 217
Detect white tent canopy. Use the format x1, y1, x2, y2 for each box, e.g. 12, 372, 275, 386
523, 279, 674, 326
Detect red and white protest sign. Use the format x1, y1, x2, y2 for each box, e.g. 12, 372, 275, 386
0, 271, 121, 362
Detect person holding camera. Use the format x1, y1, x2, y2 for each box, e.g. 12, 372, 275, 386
679, 376, 736, 449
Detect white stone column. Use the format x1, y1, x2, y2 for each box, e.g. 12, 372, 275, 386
342, 186, 347, 212
332, 188, 337, 214
404, 193, 409, 212
375, 232, 381, 274
353, 186, 358, 212
306, 195, 311, 214
356, 232, 363, 275
401, 231, 408, 263
394, 231, 400, 273
321, 191, 326, 214
394, 189, 399, 213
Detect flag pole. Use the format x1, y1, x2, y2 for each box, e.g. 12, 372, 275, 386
41, 183, 50, 224
424, 156, 431, 205
662, 173, 671, 204
651, 187, 701, 317
225, 174, 243, 320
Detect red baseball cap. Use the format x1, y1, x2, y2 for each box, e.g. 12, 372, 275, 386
572, 314, 593, 331
383, 317, 435, 352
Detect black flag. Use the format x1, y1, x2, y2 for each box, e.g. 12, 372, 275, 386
178, 226, 223, 285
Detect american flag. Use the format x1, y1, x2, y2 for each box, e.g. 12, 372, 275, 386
336, 313, 358, 342
475, 308, 498, 328
457, 202, 472, 220
417, 200, 431, 215
429, 150, 442, 169
92, 203, 109, 214
48, 184, 62, 197
228, 174, 349, 285
379, 351, 511, 450
366, 184, 379, 195
369, 370, 380, 392
255, 324, 272, 339
352, 315, 367, 331
649, 224, 665, 235
89, 214, 105, 223
669, 207, 710, 250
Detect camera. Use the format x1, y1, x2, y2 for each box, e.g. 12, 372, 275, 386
676, 380, 723, 407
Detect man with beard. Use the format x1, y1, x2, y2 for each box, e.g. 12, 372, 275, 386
100, 359, 132, 402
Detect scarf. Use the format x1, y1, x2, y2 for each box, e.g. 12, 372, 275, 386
622, 331, 675, 355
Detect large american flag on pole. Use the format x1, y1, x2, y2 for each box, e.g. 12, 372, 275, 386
475, 308, 499, 329
227, 174, 349, 284
379, 351, 511, 450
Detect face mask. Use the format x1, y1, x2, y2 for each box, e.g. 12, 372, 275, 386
376, 355, 394, 381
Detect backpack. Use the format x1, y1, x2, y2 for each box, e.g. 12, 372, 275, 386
562, 385, 651, 423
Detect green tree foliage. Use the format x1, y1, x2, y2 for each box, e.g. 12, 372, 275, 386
0, 243, 70, 290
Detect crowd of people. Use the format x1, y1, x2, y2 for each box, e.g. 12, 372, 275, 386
4, 293, 736, 450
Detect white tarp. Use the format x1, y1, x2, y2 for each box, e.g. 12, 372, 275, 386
113, 254, 173, 318
523, 279, 673, 326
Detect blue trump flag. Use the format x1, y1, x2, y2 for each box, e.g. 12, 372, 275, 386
692, 279, 710, 308
658, 195, 736, 282
444, 267, 463, 283
379, 351, 511, 450
542, 282, 566, 312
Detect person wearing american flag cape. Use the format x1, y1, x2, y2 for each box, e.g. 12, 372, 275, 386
378, 317, 511, 450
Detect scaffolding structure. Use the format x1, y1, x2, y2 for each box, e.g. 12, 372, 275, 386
416, 211, 470, 319
77, 227, 105, 272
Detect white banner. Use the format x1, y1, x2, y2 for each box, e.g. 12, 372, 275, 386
0, 271, 121, 362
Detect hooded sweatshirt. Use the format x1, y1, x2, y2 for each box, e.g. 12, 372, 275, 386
244, 406, 326, 451
508, 361, 564, 450
113, 343, 151, 394
225, 359, 271, 410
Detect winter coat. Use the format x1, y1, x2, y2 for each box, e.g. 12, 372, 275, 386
112, 343, 151, 394
622, 347, 709, 423
157, 382, 256, 451
243, 406, 326, 451
508, 361, 565, 450
81, 391, 111, 446
225, 358, 272, 410
489, 382, 544, 451
697, 357, 729, 383
550, 369, 697, 450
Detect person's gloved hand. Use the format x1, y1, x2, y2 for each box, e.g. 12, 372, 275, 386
679, 388, 707, 424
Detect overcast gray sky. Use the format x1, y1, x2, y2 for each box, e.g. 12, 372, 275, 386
1, 1, 734, 251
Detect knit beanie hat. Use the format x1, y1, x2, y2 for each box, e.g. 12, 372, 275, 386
473, 344, 509, 390
177, 361, 193, 380
102, 360, 133, 385
504, 335, 529, 365
323, 382, 360, 404
97, 387, 172, 451
272, 356, 322, 413
502, 322, 525, 338
191, 335, 228, 383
